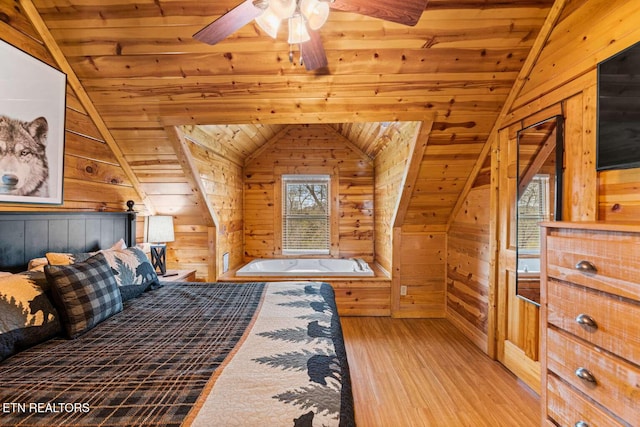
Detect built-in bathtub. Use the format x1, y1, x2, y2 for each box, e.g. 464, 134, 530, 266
517, 257, 540, 274
236, 258, 375, 277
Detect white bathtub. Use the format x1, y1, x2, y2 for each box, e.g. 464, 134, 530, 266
517, 257, 540, 274
236, 258, 374, 277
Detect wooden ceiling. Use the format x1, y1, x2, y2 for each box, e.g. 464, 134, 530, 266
29, 0, 556, 226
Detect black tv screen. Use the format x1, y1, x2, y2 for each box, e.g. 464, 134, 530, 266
597, 41, 640, 171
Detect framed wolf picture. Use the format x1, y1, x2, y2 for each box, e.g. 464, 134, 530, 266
0, 40, 66, 204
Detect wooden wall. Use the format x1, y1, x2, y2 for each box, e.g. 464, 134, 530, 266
446, 153, 492, 352
181, 128, 244, 277
395, 230, 447, 318
447, 0, 640, 364
244, 124, 374, 261
373, 120, 448, 318
374, 122, 418, 273
511, 0, 640, 222
0, 2, 144, 219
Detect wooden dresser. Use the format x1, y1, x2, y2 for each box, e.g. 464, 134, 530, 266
540, 222, 640, 427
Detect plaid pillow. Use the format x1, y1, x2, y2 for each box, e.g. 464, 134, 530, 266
48, 247, 158, 302
45, 253, 123, 338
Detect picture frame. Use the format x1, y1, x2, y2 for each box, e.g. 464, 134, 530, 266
0, 40, 67, 205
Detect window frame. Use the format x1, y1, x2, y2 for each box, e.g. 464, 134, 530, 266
517, 174, 551, 255
275, 167, 339, 257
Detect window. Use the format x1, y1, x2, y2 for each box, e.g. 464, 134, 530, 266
518, 174, 550, 253
282, 175, 330, 254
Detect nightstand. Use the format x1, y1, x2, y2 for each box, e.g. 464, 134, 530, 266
158, 269, 197, 282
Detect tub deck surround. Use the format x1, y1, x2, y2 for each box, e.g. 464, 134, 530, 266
220, 261, 391, 317
237, 258, 375, 277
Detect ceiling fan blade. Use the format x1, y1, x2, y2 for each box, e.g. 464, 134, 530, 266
193, 0, 263, 45
300, 30, 328, 71
330, 0, 428, 27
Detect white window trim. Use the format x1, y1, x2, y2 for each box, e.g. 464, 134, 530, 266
273, 167, 339, 257
281, 174, 331, 255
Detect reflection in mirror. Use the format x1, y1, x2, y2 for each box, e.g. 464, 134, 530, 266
516, 116, 564, 305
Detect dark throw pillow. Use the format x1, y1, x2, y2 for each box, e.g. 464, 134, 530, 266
100, 246, 160, 300
0, 271, 62, 361
45, 253, 123, 338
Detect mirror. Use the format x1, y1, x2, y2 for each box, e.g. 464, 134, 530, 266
516, 116, 564, 305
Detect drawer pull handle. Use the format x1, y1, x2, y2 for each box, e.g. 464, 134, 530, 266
575, 260, 597, 273
575, 313, 598, 330
575, 367, 597, 384
575, 422, 589, 427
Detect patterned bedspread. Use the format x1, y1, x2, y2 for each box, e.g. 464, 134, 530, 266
0, 281, 355, 426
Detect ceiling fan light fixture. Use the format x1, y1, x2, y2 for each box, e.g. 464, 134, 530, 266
252, 0, 269, 9
299, 0, 330, 30
194, 0, 428, 71
255, 7, 281, 39
288, 14, 311, 44
269, 0, 297, 20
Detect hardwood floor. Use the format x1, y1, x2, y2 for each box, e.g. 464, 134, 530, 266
341, 318, 540, 426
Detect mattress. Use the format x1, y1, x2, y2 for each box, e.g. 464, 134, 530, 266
0, 281, 355, 426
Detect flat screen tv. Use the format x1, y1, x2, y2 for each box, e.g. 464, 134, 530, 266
597, 41, 640, 171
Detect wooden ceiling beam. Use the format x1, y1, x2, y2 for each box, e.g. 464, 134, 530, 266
49, 22, 542, 56
36, 2, 551, 27
64, 48, 530, 78
82, 76, 513, 104
92, 96, 502, 126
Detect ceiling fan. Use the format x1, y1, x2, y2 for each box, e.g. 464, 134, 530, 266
193, 0, 429, 71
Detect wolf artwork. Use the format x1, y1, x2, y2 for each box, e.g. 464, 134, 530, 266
0, 115, 49, 197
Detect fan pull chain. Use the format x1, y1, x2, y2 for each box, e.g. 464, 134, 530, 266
288, 45, 304, 66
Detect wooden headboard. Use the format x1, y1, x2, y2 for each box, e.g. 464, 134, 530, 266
0, 211, 136, 272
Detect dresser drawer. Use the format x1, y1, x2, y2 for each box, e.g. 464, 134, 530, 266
546, 232, 640, 300
547, 279, 640, 366
546, 328, 640, 424
547, 374, 625, 427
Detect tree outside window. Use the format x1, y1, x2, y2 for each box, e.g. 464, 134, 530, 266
518, 174, 550, 253
282, 175, 330, 254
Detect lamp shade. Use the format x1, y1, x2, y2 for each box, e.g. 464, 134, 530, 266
145, 215, 175, 243
269, 0, 296, 20
288, 14, 311, 44
255, 6, 281, 39
300, 0, 330, 30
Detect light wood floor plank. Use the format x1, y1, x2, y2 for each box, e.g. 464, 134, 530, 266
341, 318, 539, 426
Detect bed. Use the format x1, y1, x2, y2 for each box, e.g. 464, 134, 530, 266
0, 210, 355, 426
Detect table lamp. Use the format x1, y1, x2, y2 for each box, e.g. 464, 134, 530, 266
144, 215, 175, 276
